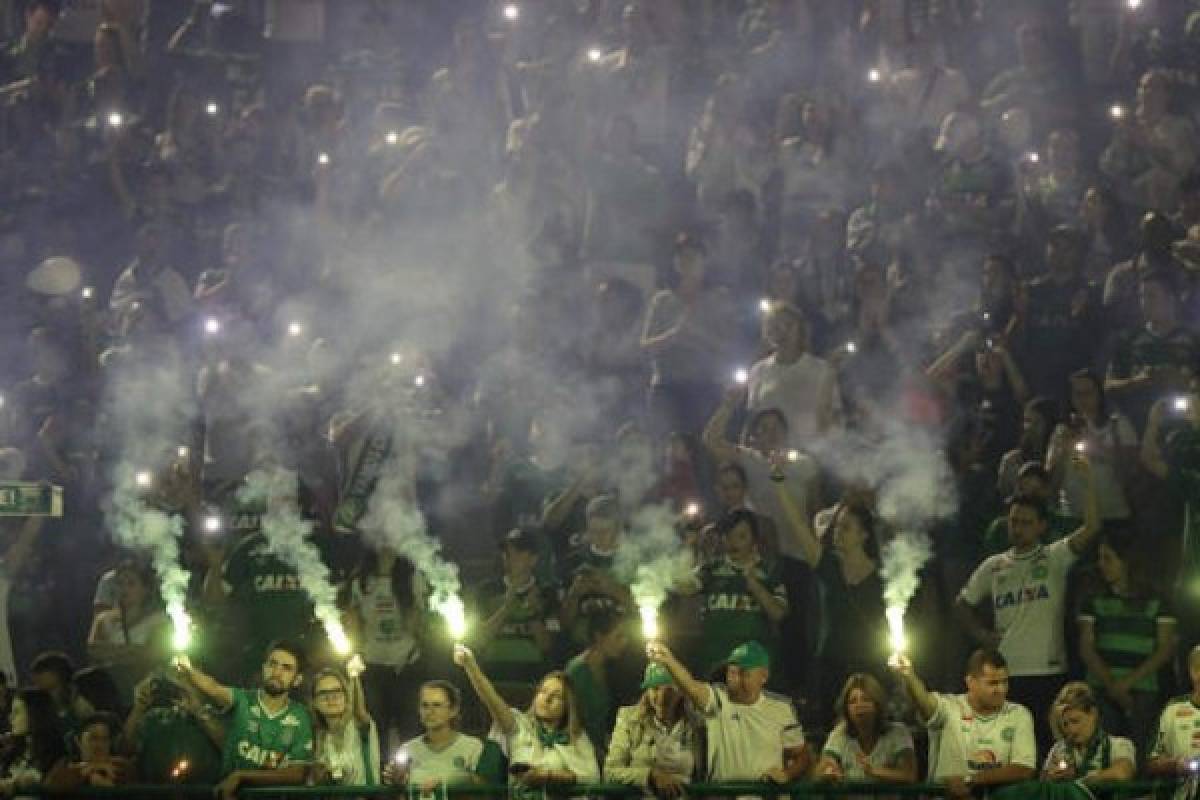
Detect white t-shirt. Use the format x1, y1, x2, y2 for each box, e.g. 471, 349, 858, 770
959, 539, 1077, 676
491, 708, 600, 783
402, 732, 485, 786
821, 721, 914, 780
747, 353, 841, 441
1055, 415, 1137, 520
1043, 734, 1135, 775
702, 684, 805, 781
318, 719, 380, 786
738, 447, 821, 563
90, 608, 168, 646
925, 694, 1036, 781
351, 573, 426, 667
1151, 698, 1200, 763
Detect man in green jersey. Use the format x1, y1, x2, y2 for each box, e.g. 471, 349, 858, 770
176, 640, 314, 799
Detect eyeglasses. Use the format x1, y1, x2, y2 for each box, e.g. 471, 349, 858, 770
315, 689, 346, 700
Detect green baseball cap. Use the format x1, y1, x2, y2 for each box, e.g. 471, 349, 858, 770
641, 663, 674, 690
726, 641, 770, 670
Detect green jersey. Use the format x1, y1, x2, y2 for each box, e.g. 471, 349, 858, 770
221, 532, 314, 661
221, 689, 314, 773
471, 577, 558, 684
697, 558, 786, 673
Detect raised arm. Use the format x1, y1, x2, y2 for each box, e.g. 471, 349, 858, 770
453, 644, 516, 735
887, 654, 937, 723
174, 656, 233, 711
702, 388, 745, 465
1066, 455, 1100, 555
645, 641, 712, 712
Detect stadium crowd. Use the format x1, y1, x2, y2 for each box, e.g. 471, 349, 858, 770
2, 0, 1200, 795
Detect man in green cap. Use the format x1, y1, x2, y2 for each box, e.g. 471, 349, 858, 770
645, 640, 808, 787
603, 663, 702, 796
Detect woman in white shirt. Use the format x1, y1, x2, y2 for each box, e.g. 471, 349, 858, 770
815, 673, 917, 785
310, 666, 380, 787
86, 560, 168, 701
1041, 682, 1135, 784
454, 644, 599, 788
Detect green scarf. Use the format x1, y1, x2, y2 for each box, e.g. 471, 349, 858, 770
536, 723, 569, 747
1070, 730, 1112, 778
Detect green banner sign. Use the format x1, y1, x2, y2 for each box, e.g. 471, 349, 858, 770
0, 483, 62, 517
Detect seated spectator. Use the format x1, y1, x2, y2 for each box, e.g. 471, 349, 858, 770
564, 609, 630, 756
0, 688, 67, 796
603, 663, 702, 793
384, 680, 505, 788
309, 667, 378, 786
174, 640, 314, 797
646, 640, 808, 784
453, 644, 600, 788
1041, 682, 1135, 784
814, 673, 917, 784
48, 711, 133, 789
1147, 645, 1200, 779
29, 652, 81, 734
891, 650, 1036, 791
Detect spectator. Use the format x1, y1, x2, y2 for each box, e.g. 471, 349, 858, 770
891, 649, 1036, 792
1041, 682, 1136, 783
309, 666, 379, 786
561, 496, 632, 647
646, 640, 809, 785
173, 640, 314, 798
85, 559, 168, 699
48, 710, 133, 789
603, 663, 702, 794
746, 303, 839, 440
563, 608, 629, 756
955, 460, 1099, 744
981, 462, 1074, 557
996, 398, 1059, 499
0, 688, 67, 796
814, 673, 917, 784
123, 671, 222, 785
384, 680, 505, 788
1146, 645, 1200, 779
0, 0, 60, 83
1078, 534, 1175, 752
453, 644, 600, 788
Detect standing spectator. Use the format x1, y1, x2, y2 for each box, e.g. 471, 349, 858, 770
955, 459, 1099, 745
646, 640, 809, 785
346, 546, 425, 747
813, 673, 917, 785
86, 559, 168, 701
384, 680, 504, 788
0, 0, 59, 83
174, 640, 314, 798
561, 496, 632, 647
309, 667, 379, 787
1078, 535, 1175, 752
453, 644, 600, 788
891, 650, 1036, 792
747, 303, 839, 440
603, 663, 702, 794
563, 609, 629, 757
996, 398, 1059, 499
123, 671, 223, 786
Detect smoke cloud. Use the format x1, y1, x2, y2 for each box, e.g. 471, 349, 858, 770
614, 504, 695, 622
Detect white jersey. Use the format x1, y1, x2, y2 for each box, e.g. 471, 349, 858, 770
925, 694, 1036, 781
1151, 698, 1200, 762
491, 708, 600, 783
402, 732, 485, 786
1043, 734, 1135, 776
703, 684, 805, 781
959, 539, 1077, 676
821, 721, 914, 780
351, 573, 426, 667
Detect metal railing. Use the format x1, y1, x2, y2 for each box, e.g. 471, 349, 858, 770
23, 781, 1185, 798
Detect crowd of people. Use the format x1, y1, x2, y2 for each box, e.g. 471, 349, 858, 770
3, 0, 1200, 794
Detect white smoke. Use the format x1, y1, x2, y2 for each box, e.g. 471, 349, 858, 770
358, 460, 465, 638
240, 466, 349, 652
107, 465, 192, 649
614, 504, 695, 628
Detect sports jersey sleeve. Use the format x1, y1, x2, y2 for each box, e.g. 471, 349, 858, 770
820, 726, 849, 765
883, 723, 915, 765
778, 700, 805, 749
959, 557, 995, 606
1009, 705, 1037, 769
1045, 537, 1078, 570
1150, 705, 1177, 759
1111, 736, 1136, 768
925, 693, 953, 731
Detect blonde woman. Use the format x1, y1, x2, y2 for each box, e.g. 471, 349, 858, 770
815, 673, 916, 784
309, 667, 380, 786
1042, 682, 1135, 784
604, 664, 702, 797
454, 644, 599, 788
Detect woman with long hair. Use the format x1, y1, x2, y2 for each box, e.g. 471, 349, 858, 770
1041, 682, 1136, 784
815, 673, 916, 784
997, 397, 1059, 498
1047, 369, 1137, 523
0, 688, 67, 796
309, 667, 379, 787
1078, 535, 1175, 752
604, 664, 702, 795
453, 645, 599, 788
86, 560, 168, 702
347, 546, 425, 745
